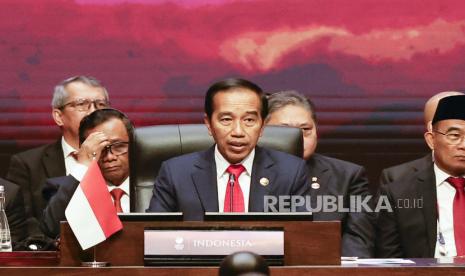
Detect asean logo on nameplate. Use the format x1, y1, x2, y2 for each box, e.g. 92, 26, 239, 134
65, 160, 123, 250
174, 237, 185, 251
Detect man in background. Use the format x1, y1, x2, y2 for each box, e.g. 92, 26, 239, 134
379, 91, 464, 185
266, 90, 375, 258
377, 95, 465, 257
40, 108, 133, 238
6, 76, 110, 233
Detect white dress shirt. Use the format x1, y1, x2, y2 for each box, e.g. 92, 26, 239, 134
107, 178, 130, 213
215, 145, 255, 212
434, 164, 465, 257
61, 137, 79, 175
70, 163, 130, 213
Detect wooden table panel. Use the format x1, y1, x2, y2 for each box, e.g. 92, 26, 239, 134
60, 221, 341, 266
1, 265, 465, 276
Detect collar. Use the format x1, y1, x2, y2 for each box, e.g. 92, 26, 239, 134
434, 164, 462, 187
214, 144, 255, 178
61, 136, 78, 157
107, 177, 130, 195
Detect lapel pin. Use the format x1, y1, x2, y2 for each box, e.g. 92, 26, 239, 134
260, 177, 269, 186
311, 182, 320, 189
312, 177, 318, 182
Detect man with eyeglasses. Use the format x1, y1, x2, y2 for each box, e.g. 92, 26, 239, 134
380, 91, 464, 185
377, 95, 465, 257
265, 90, 375, 258
6, 76, 110, 237
40, 108, 133, 239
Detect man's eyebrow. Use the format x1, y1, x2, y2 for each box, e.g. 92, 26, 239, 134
244, 111, 259, 115
445, 127, 464, 132
108, 139, 126, 143
217, 111, 233, 116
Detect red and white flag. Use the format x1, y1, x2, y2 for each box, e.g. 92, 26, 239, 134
65, 160, 123, 250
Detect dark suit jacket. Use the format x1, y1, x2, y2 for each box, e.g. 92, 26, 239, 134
40, 176, 80, 239
40, 175, 132, 238
307, 154, 375, 258
379, 154, 432, 185
2, 178, 28, 244
147, 146, 310, 220
6, 140, 65, 220
376, 162, 437, 257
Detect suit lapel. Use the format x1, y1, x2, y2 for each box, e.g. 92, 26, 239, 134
249, 147, 277, 212
306, 155, 332, 197
306, 155, 333, 220
191, 147, 219, 212
42, 139, 66, 177
417, 163, 437, 256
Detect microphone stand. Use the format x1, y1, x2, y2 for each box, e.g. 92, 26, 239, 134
229, 174, 235, 212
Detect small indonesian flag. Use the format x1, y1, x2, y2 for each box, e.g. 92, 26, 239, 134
65, 160, 122, 250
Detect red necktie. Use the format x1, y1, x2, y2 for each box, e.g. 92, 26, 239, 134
447, 177, 465, 256
224, 164, 246, 212
110, 188, 125, 213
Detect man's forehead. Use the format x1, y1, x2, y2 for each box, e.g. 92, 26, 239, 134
66, 82, 105, 97
86, 118, 128, 139
213, 88, 260, 102
271, 105, 314, 124
213, 90, 261, 112
436, 119, 465, 130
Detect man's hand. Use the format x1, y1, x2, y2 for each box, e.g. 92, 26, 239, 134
75, 132, 111, 166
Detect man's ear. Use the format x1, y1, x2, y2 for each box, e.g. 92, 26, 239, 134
52, 109, 64, 127
204, 114, 213, 136
424, 131, 435, 150
426, 121, 433, 132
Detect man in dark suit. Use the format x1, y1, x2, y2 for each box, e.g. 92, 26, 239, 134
377, 95, 465, 257
1, 178, 28, 246
265, 90, 374, 258
6, 76, 110, 235
379, 155, 432, 185
40, 109, 133, 238
379, 91, 463, 185
148, 79, 310, 220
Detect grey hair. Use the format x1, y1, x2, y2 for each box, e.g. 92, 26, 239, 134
51, 75, 109, 108
266, 90, 317, 123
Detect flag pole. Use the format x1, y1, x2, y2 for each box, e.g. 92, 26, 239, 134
81, 155, 108, 267
81, 245, 109, 267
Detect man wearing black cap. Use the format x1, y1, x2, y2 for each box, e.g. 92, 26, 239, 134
376, 95, 465, 258
379, 91, 464, 185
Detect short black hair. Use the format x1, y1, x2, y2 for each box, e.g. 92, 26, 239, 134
204, 78, 268, 120
78, 108, 134, 145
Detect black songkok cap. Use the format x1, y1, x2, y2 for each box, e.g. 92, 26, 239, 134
432, 95, 465, 125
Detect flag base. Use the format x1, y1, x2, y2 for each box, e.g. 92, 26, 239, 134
81, 246, 108, 267
81, 261, 109, 267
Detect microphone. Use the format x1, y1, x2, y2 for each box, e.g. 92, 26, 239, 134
228, 174, 235, 212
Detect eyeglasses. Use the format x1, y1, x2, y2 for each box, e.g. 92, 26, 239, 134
433, 130, 465, 145
102, 142, 129, 156
60, 98, 109, 112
